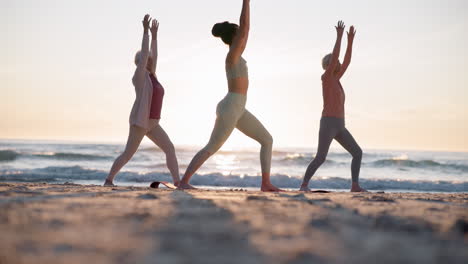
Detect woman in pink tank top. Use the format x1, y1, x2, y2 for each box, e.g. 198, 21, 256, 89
300, 21, 366, 193
104, 15, 180, 187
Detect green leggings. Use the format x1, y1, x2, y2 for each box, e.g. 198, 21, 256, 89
203, 92, 273, 174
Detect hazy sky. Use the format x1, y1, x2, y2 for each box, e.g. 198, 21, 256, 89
1, 0, 467, 151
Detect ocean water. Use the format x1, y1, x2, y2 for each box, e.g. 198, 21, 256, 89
0, 139, 467, 192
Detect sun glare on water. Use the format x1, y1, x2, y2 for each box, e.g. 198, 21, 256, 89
392, 154, 409, 161
213, 154, 239, 174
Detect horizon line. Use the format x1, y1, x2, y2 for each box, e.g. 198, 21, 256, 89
0, 137, 467, 154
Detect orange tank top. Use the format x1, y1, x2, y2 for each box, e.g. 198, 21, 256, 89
321, 74, 345, 118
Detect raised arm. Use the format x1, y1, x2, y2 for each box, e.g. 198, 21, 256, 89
325, 20, 345, 76
149, 19, 159, 74
227, 0, 250, 65
337, 26, 356, 79
134, 15, 151, 82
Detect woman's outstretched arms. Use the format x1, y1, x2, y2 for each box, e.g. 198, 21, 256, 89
150, 19, 159, 74
337, 26, 356, 79
134, 14, 151, 83
227, 0, 250, 65
325, 20, 345, 76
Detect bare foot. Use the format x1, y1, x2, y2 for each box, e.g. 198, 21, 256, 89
351, 187, 368, 192
299, 185, 311, 192
351, 183, 368, 192
177, 182, 197, 190
261, 182, 284, 192
103, 179, 116, 187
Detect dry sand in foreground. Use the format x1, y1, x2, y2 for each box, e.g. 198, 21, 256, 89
0, 183, 467, 264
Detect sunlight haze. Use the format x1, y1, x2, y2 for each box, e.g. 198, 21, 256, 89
1, 0, 467, 151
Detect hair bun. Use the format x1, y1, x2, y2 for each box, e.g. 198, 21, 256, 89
212, 21, 229, 37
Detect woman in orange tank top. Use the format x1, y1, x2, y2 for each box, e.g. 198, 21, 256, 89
300, 21, 366, 192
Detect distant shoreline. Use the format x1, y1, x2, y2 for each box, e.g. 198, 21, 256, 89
1, 138, 467, 153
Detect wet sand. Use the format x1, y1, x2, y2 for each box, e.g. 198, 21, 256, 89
0, 183, 467, 264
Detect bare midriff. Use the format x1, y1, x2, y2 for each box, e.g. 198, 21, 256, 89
228, 77, 249, 95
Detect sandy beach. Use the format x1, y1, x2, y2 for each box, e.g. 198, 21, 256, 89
0, 183, 467, 264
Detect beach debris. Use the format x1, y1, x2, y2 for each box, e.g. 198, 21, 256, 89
246, 195, 270, 201
137, 193, 159, 200
414, 198, 445, 203
278, 193, 307, 200
229, 188, 248, 192
366, 195, 395, 203
311, 190, 331, 193
63, 182, 80, 186
451, 219, 468, 236
310, 198, 332, 202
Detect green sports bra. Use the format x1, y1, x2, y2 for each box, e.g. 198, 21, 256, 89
226, 57, 248, 79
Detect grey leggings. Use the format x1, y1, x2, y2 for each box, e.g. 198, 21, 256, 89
303, 117, 362, 183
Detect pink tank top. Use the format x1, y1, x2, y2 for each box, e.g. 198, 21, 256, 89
149, 74, 165, 119
321, 74, 345, 118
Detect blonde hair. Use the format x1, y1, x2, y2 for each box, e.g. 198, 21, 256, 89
322, 53, 332, 70
134, 51, 142, 66
134, 51, 153, 66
